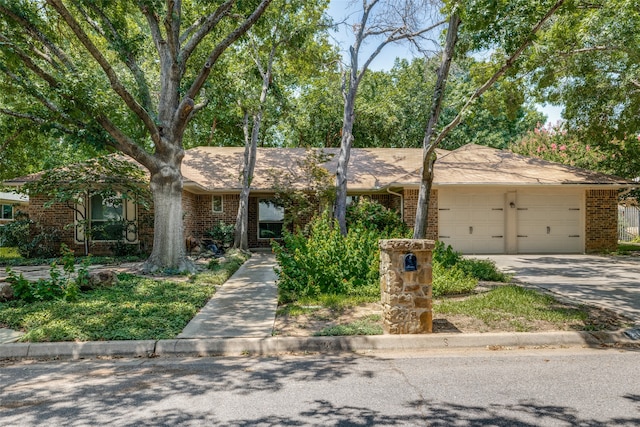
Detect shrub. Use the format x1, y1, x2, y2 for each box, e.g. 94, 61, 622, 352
205, 221, 235, 248
457, 258, 510, 282
432, 262, 478, 297
4, 244, 86, 302
433, 241, 508, 282
346, 197, 410, 235
432, 241, 462, 268
274, 205, 406, 303
0, 211, 30, 249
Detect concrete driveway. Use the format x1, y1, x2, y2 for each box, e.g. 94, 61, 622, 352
480, 255, 640, 324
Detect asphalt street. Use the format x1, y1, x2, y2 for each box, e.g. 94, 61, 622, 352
1, 347, 639, 426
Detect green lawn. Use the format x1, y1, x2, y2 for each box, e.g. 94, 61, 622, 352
0, 250, 249, 342
0, 247, 20, 260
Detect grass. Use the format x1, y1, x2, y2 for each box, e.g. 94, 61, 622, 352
0, 251, 146, 267
276, 293, 378, 317
0, 247, 20, 260
0, 250, 249, 342
314, 315, 383, 336
434, 285, 590, 332
617, 242, 640, 254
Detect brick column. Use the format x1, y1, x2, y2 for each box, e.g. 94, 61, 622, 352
379, 239, 434, 334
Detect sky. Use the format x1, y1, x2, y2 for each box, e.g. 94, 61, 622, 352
326, 0, 563, 124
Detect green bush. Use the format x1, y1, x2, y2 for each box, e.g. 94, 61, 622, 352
274, 202, 407, 303
433, 241, 508, 282
205, 221, 235, 248
346, 198, 410, 235
432, 262, 478, 297
457, 258, 509, 282
432, 240, 463, 268
4, 244, 86, 302
0, 211, 30, 249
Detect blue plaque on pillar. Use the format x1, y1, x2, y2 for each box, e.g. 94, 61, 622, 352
404, 253, 417, 271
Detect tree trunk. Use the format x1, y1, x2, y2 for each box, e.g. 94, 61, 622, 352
234, 110, 258, 250
335, 81, 357, 236
413, 12, 460, 239
142, 160, 194, 273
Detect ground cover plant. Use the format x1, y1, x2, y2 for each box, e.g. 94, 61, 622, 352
272, 222, 630, 336
0, 250, 249, 342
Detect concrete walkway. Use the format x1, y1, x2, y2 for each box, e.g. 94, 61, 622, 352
178, 252, 278, 338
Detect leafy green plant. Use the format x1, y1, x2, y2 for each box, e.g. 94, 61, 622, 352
205, 221, 235, 248
432, 262, 478, 297
274, 201, 409, 304
457, 258, 510, 282
0, 251, 249, 342
432, 241, 462, 268
346, 197, 410, 235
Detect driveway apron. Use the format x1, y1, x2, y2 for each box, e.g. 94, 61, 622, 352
482, 255, 640, 324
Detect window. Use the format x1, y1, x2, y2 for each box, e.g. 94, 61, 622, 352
258, 199, 284, 239
0, 204, 13, 220
212, 195, 223, 213
90, 195, 124, 241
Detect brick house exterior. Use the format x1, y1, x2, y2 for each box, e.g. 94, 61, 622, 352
4, 144, 633, 256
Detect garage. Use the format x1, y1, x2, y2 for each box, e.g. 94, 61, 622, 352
438, 188, 584, 254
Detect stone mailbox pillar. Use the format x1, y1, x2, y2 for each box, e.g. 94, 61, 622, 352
379, 239, 435, 334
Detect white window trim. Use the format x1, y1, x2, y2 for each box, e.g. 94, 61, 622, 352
74, 193, 138, 244
212, 195, 224, 213
257, 198, 285, 240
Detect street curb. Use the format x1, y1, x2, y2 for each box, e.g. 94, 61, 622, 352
0, 331, 634, 360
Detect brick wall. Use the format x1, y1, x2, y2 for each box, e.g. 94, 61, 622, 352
26, 194, 153, 256
585, 189, 618, 253
191, 194, 240, 238
403, 189, 438, 240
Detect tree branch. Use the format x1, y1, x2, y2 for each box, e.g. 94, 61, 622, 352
0, 4, 75, 71
0, 108, 75, 134
180, 0, 236, 64
184, 0, 272, 107
94, 114, 156, 170
164, 0, 180, 64
77, 1, 154, 114
432, 0, 567, 148
46, 0, 160, 145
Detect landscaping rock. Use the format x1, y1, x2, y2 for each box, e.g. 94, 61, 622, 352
0, 281, 14, 301
81, 270, 119, 291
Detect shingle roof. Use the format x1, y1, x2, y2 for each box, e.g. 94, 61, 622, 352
5, 144, 632, 193
182, 144, 632, 191
432, 144, 630, 186
181, 146, 450, 192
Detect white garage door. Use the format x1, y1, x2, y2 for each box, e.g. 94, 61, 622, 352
438, 191, 505, 254
516, 192, 582, 253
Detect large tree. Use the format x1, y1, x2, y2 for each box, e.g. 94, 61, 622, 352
526, 0, 640, 179
413, 0, 568, 238
0, 0, 272, 272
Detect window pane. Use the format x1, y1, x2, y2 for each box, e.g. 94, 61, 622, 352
258, 200, 284, 221
212, 195, 223, 212
1, 205, 12, 219
91, 195, 122, 220
259, 222, 283, 239
90, 195, 124, 241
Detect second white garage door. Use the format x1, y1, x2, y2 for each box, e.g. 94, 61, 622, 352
516, 191, 582, 253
